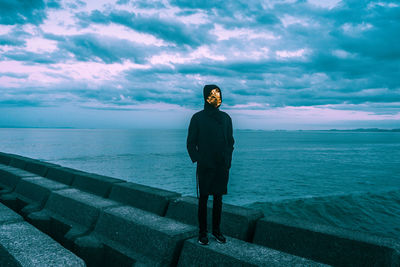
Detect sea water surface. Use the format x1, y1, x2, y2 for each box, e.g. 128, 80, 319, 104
0, 128, 399, 241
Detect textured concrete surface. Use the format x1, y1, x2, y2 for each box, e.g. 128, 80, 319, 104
72, 171, 125, 197
0, 166, 23, 193
28, 188, 120, 249
75, 205, 197, 267
0, 165, 39, 194
0, 152, 11, 165
45, 166, 76, 185
23, 159, 59, 176
165, 196, 264, 241
178, 236, 330, 267
0, 203, 23, 225
253, 216, 400, 267
0, 221, 85, 266
1, 177, 68, 215
0, 168, 42, 202
109, 182, 181, 216
8, 157, 27, 169
0, 165, 39, 179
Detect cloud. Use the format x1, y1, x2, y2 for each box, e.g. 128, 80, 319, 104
2, 50, 67, 64
76, 10, 210, 47
57, 33, 156, 64
1, 0, 399, 128
0, 27, 31, 47
0, 0, 60, 25
0, 34, 26, 46
0, 72, 29, 78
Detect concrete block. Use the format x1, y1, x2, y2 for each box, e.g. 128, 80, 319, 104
8, 156, 28, 169
23, 159, 60, 176
177, 236, 330, 267
253, 216, 400, 267
0, 165, 39, 178
108, 182, 181, 216
165, 196, 264, 241
0, 167, 23, 193
45, 166, 76, 185
27, 188, 120, 249
0, 221, 85, 266
0, 152, 11, 165
0, 166, 38, 194
0, 203, 23, 225
72, 171, 125, 197
0, 177, 68, 216
74, 205, 197, 267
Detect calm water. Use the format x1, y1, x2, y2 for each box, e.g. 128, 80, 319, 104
0, 128, 399, 240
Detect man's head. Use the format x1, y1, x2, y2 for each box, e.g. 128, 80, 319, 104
203, 84, 222, 108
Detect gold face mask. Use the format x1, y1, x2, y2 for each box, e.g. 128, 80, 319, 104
206, 88, 222, 108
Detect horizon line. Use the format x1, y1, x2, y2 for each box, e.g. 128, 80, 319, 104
0, 126, 399, 132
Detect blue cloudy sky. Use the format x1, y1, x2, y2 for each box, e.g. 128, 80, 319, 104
0, 0, 399, 129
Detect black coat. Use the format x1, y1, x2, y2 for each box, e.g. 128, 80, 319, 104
187, 85, 235, 196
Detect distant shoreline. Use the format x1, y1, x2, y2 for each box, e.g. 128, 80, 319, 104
324, 128, 400, 132
0, 127, 399, 132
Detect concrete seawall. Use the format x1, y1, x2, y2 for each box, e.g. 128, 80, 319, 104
0, 151, 399, 266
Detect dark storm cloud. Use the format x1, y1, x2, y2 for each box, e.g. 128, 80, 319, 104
128, 0, 166, 9
0, 0, 46, 25
0, 27, 33, 48
0, 34, 26, 46
170, 0, 268, 18
76, 10, 211, 47
0, 84, 64, 107
57, 33, 155, 64
170, 0, 280, 28
66, 0, 86, 9
46, 0, 62, 9
123, 49, 399, 108
0, 0, 60, 25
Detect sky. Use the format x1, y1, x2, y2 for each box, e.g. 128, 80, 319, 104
0, 0, 399, 130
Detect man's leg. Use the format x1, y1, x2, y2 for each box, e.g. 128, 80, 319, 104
198, 193, 209, 234
212, 194, 226, 243
212, 194, 222, 233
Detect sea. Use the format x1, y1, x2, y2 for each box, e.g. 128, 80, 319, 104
0, 128, 399, 241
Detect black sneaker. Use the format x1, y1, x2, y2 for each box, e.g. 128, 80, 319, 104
212, 230, 226, 243
198, 232, 209, 245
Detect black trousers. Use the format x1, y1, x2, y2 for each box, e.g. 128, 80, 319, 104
198, 194, 222, 234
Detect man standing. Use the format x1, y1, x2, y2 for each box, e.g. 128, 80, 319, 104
186, 84, 235, 245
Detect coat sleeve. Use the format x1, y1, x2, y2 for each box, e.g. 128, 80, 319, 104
227, 115, 235, 168
187, 114, 200, 163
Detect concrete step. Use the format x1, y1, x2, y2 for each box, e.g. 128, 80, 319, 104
0, 165, 39, 194
178, 235, 330, 267
74, 205, 197, 267
0, 203, 85, 266
108, 182, 181, 216
71, 171, 125, 197
27, 188, 120, 250
0, 152, 12, 165
45, 166, 76, 185
253, 215, 400, 266
0, 176, 68, 216
165, 195, 264, 241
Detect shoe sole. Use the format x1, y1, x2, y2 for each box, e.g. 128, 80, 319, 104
213, 236, 226, 243
198, 240, 209, 245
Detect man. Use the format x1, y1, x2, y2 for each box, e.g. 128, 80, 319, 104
186, 84, 235, 245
